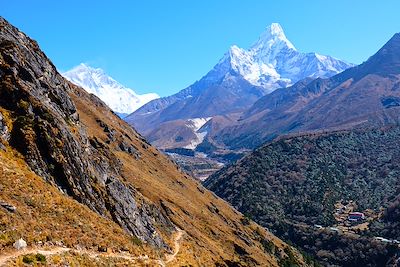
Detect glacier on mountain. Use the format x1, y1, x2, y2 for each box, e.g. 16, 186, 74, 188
63, 64, 159, 116
184, 117, 211, 149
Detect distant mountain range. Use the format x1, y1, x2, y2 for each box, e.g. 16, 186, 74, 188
214, 32, 400, 149
125, 23, 353, 153
63, 63, 159, 117
123, 23, 353, 179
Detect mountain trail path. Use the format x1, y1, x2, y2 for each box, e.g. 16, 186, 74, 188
164, 228, 185, 264
0, 247, 69, 266
0, 229, 185, 266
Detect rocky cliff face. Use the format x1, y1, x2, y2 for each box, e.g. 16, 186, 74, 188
0, 112, 9, 144
0, 16, 172, 248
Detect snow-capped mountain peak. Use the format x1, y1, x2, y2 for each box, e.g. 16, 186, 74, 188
216, 23, 353, 92
63, 64, 159, 116
251, 23, 296, 53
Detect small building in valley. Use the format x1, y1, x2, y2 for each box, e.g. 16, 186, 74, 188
348, 212, 365, 222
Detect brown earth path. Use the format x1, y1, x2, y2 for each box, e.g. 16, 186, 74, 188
0, 229, 185, 266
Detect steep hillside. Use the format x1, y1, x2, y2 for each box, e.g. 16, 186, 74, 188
0, 144, 160, 266
0, 17, 309, 266
206, 127, 400, 266
215, 33, 400, 150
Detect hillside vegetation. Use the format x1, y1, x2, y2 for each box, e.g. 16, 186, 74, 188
206, 127, 400, 266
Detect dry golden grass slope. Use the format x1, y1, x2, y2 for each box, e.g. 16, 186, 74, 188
0, 146, 160, 266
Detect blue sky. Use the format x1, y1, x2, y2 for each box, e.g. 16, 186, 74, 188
2, 0, 400, 96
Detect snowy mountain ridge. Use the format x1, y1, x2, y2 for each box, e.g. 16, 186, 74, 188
215, 23, 354, 92
126, 22, 356, 180
63, 64, 159, 116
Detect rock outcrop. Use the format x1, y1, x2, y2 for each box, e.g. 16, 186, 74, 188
13, 238, 27, 250
0, 200, 16, 212
0, 112, 9, 141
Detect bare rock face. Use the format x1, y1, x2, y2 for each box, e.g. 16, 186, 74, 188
0, 17, 173, 248
0, 112, 8, 150
0, 112, 9, 141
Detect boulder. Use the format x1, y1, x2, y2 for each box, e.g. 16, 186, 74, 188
13, 238, 27, 250
118, 141, 140, 159
0, 113, 9, 141
98, 245, 108, 253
